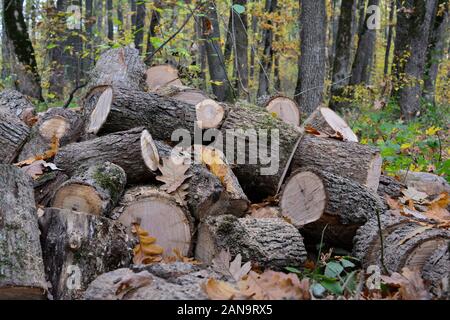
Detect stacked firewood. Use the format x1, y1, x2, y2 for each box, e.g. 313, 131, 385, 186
0, 47, 448, 300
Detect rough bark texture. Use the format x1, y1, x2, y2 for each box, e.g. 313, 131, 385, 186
294, 0, 327, 115
0, 110, 30, 164
377, 174, 406, 199
284, 167, 385, 248
18, 107, 84, 161
0, 165, 47, 299
85, 263, 220, 300
231, 0, 249, 97
54, 128, 154, 184
393, 0, 438, 120
52, 162, 127, 216
384, 0, 396, 76
134, 2, 146, 53
39, 208, 133, 300
422, 243, 449, 297
33, 171, 69, 207
0, 89, 36, 123
196, 215, 307, 269
350, 0, 380, 85
353, 211, 450, 274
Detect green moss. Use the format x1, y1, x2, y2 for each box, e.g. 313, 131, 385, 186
92, 164, 124, 203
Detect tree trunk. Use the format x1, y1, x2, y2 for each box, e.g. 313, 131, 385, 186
393, 0, 438, 120
0, 110, 30, 163
52, 162, 127, 216
134, 1, 146, 54
196, 215, 307, 269
350, 0, 380, 85
0, 165, 47, 299
354, 211, 450, 275
330, 0, 358, 109
145, 8, 161, 64
2, 0, 43, 100
18, 107, 84, 161
280, 168, 385, 248
231, 0, 249, 98
383, 0, 395, 76
106, 0, 113, 41
39, 208, 133, 300
96, 0, 103, 34
424, 1, 449, 104
200, 2, 233, 102
294, 0, 327, 115
257, 0, 277, 98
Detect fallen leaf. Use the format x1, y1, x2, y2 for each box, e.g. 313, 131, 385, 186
156, 156, 192, 194
115, 271, 153, 299
380, 268, 430, 300
15, 135, 60, 166
385, 195, 401, 210
164, 248, 201, 264
202, 279, 247, 300
212, 249, 251, 282
401, 187, 428, 203
132, 224, 164, 265
20, 160, 46, 179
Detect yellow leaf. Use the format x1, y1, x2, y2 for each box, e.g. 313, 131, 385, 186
425, 126, 441, 136
132, 224, 164, 265
400, 143, 412, 150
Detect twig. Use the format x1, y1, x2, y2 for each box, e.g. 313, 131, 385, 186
375, 208, 389, 275
315, 223, 329, 268
63, 83, 87, 109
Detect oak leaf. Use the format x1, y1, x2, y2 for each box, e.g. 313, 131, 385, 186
156, 156, 192, 194
212, 250, 251, 282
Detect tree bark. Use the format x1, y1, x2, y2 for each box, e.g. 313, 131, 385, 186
393, 0, 438, 120
422, 243, 449, 297
257, 0, 277, 98
294, 0, 327, 115
383, 0, 395, 76
231, 0, 249, 98
196, 215, 307, 269
106, 0, 113, 40
0, 110, 30, 163
0, 165, 47, 299
0, 89, 36, 124
39, 208, 133, 300
33, 171, 69, 207
145, 7, 161, 64
134, 1, 146, 53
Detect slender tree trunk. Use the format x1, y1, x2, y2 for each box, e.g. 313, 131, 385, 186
224, 10, 233, 63
423, 1, 449, 104
257, 0, 277, 98
330, 0, 358, 108
134, 1, 146, 54
96, 0, 103, 35
3, 0, 43, 100
200, 2, 233, 102
106, 0, 113, 41
249, 10, 258, 82
84, 0, 94, 72
383, 0, 395, 76
350, 0, 380, 85
294, 0, 327, 115
393, 0, 438, 120
145, 7, 161, 64
117, 0, 124, 36
195, 17, 207, 90
231, 0, 249, 98
130, 0, 136, 27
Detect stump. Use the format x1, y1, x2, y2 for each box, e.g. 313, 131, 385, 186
302, 106, 358, 142
195, 215, 307, 269
0, 165, 47, 299
0, 89, 36, 124
18, 107, 83, 161
0, 110, 30, 164
39, 208, 133, 300
112, 186, 194, 258
280, 168, 385, 248
353, 211, 450, 274
52, 162, 127, 216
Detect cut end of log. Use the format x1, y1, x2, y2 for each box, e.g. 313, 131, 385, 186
117, 187, 193, 257
319, 107, 359, 142
265, 96, 300, 126
141, 129, 160, 171
146, 65, 183, 91
87, 87, 113, 135
0, 287, 46, 300
195, 99, 225, 129
172, 90, 209, 105
39, 116, 70, 140
52, 184, 103, 215
367, 154, 383, 191
280, 171, 326, 226
405, 239, 448, 270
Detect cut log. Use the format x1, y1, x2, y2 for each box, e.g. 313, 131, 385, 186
54, 128, 156, 184
33, 171, 69, 207
39, 208, 133, 300
0, 165, 47, 299
280, 168, 385, 248
112, 186, 194, 258
146, 65, 183, 91
0, 110, 30, 163
353, 211, 450, 275
377, 174, 406, 199
195, 215, 307, 269
0, 89, 36, 124
302, 106, 358, 142
258, 95, 301, 127
422, 243, 449, 297
155, 84, 209, 105
52, 162, 127, 216
85, 263, 217, 300
85, 86, 225, 136
398, 170, 450, 196
18, 107, 83, 161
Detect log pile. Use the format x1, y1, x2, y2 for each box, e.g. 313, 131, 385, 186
0, 47, 448, 300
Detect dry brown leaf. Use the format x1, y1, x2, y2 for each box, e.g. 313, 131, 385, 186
202, 279, 247, 300
380, 268, 430, 300
115, 271, 153, 299
212, 249, 252, 282
401, 187, 428, 203
385, 195, 402, 210
15, 135, 60, 166
132, 224, 164, 265
238, 270, 311, 300
164, 248, 201, 264
156, 156, 192, 194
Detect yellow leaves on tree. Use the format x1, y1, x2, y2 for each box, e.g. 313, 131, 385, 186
132, 224, 164, 265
